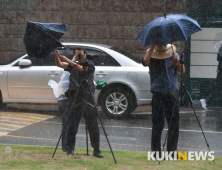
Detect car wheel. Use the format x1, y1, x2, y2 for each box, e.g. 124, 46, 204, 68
101, 87, 135, 119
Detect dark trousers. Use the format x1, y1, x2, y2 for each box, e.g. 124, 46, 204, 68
65, 92, 100, 152
58, 99, 69, 151
151, 92, 179, 152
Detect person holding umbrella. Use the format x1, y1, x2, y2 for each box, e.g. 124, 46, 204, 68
142, 44, 185, 158
200, 46, 222, 110
53, 49, 103, 158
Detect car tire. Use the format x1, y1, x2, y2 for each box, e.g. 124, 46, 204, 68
101, 87, 135, 119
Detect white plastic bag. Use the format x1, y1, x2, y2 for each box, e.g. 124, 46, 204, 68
60, 71, 70, 81
48, 80, 59, 98
48, 71, 70, 98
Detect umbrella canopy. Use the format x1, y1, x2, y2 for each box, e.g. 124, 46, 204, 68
137, 14, 202, 47
23, 21, 68, 59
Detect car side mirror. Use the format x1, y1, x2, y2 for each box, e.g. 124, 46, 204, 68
18, 59, 32, 67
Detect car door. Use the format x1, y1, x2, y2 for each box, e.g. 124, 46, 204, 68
86, 48, 120, 82
7, 54, 63, 100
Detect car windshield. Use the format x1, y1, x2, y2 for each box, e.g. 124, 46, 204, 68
0, 54, 26, 65
110, 47, 141, 63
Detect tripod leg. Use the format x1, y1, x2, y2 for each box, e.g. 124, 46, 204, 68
96, 110, 117, 163
88, 85, 117, 163
182, 84, 215, 164
52, 125, 66, 158
85, 126, 89, 155
84, 80, 117, 163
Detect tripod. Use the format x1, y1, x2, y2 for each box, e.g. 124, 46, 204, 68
52, 61, 117, 164
162, 53, 215, 164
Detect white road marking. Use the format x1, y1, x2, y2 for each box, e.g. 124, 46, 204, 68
0, 131, 8, 135
0, 123, 24, 128
0, 112, 55, 136
0, 116, 45, 122
0, 120, 31, 125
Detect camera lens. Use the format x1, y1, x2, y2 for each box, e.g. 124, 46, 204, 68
78, 53, 82, 60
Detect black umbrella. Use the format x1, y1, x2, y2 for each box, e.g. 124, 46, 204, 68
23, 19, 68, 59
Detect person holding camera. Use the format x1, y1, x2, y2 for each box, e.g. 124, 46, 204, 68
142, 44, 185, 158
53, 48, 103, 158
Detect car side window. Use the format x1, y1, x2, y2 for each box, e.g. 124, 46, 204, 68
85, 49, 120, 66
101, 52, 120, 66
24, 54, 56, 66
12, 56, 45, 66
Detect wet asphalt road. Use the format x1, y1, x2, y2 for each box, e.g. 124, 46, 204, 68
1, 104, 222, 157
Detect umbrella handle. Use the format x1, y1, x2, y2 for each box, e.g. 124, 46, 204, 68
24, 18, 28, 22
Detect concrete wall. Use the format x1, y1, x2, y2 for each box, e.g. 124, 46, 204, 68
0, 0, 186, 64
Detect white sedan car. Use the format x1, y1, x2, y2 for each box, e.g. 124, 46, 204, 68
0, 42, 151, 118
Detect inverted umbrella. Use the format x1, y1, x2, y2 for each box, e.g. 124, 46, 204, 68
23, 19, 68, 59
137, 14, 202, 47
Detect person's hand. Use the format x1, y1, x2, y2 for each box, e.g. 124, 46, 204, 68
93, 81, 97, 88
172, 52, 180, 65
53, 50, 60, 57
53, 50, 57, 57
143, 45, 155, 66
173, 53, 179, 60
146, 45, 155, 56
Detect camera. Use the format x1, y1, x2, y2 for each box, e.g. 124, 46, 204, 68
75, 59, 89, 69
78, 53, 83, 60
78, 60, 88, 69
